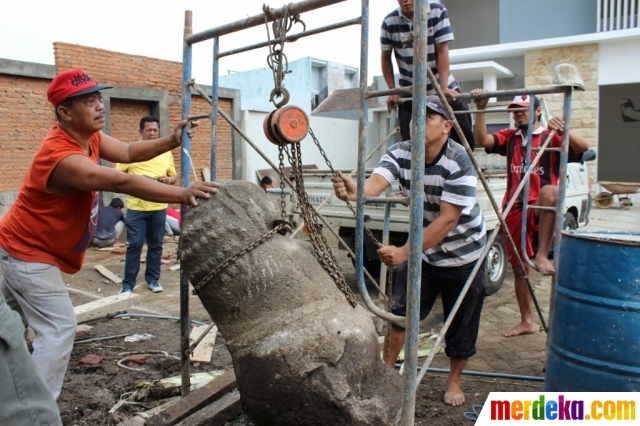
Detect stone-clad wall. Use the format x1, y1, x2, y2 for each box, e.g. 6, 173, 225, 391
525, 44, 599, 186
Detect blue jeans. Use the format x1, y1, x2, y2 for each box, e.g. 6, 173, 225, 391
122, 209, 166, 290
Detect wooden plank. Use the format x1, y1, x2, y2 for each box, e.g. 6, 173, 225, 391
202, 167, 211, 182
189, 325, 218, 364
174, 390, 241, 426
116, 397, 181, 426
95, 264, 122, 284
144, 369, 236, 426
74, 293, 139, 323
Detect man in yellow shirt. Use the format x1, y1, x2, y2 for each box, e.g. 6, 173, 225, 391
117, 116, 177, 294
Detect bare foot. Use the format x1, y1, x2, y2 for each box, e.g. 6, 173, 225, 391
444, 381, 465, 407
534, 255, 556, 276
502, 322, 538, 337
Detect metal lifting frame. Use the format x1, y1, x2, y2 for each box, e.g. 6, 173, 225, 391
179, 0, 359, 399
179, 0, 576, 424
363, 6, 576, 426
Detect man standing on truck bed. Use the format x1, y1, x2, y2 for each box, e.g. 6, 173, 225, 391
332, 96, 486, 407
380, 0, 475, 149
472, 89, 589, 337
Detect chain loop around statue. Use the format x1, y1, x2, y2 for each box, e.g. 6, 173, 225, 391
263, 4, 305, 109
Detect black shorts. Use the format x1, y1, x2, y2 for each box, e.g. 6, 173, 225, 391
398, 97, 476, 150
391, 259, 485, 359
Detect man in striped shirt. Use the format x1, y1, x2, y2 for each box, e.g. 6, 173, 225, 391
380, 1, 475, 148
472, 90, 588, 337
332, 95, 486, 407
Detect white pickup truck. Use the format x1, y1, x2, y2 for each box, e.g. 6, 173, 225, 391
271, 150, 595, 296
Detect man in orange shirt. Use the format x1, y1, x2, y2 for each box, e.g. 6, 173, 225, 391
0, 68, 218, 400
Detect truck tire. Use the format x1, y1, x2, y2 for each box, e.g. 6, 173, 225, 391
563, 211, 578, 230
485, 233, 507, 296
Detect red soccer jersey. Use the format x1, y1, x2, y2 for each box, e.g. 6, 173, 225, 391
487, 127, 563, 211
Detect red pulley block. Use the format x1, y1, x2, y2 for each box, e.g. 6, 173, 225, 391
262, 105, 310, 145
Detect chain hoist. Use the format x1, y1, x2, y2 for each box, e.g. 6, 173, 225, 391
262, 3, 305, 108
192, 5, 360, 307
284, 142, 358, 307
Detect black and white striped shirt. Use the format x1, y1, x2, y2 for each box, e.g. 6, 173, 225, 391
380, 3, 458, 94
373, 141, 486, 267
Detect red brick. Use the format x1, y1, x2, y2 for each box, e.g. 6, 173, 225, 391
79, 354, 103, 365
124, 354, 150, 365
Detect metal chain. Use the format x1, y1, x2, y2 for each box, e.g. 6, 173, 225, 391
192, 223, 291, 295
309, 127, 391, 301
285, 143, 358, 307
278, 144, 287, 221
262, 4, 305, 108
307, 127, 383, 248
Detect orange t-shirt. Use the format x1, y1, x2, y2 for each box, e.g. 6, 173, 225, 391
0, 123, 101, 273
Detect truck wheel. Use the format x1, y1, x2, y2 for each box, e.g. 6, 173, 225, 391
594, 192, 613, 209
563, 212, 577, 230
485, 233, 507, 296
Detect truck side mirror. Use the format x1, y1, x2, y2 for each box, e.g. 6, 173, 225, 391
581, 149, 596, 163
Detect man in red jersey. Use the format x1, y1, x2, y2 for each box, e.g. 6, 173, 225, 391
472, 90, 588, 337
0, 68, 218, 400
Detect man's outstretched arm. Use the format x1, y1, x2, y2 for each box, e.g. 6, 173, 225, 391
49, 154, 218, 206
98, 120, 198, 164
381, 50, 399, 113
377, 201, 463, 267
435, 42, 457, 101
332, 171, 390, 202
547, 117, 589, 153
471, 89, 494, 148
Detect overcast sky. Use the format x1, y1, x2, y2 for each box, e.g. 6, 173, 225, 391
0, 0, 392, 85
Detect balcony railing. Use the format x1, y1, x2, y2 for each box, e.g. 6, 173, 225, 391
598, 0, 639, 31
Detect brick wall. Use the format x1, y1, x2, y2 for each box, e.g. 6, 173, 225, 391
109, 99, 151, 142
525, 44, 599, 185
54, 42, 234, 180
54, 43, 182, 96
188, 97, 233, 181
0, 74, 55, 192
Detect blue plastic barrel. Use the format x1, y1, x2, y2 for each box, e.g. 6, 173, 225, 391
545, 230, 640, 391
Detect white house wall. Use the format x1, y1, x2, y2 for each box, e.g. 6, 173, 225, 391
598, 38, 640, 202
599, 38, 640, 86
241, 111, 360, 183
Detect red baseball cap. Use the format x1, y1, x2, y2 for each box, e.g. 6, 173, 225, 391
47, 68, 113, 107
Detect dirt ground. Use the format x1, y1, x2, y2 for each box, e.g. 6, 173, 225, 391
56, 235, 549, 425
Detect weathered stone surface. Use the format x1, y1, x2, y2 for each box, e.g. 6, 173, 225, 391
181, 181, 402, 426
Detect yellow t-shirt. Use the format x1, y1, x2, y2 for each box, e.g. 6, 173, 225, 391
116, 151, 177, 211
